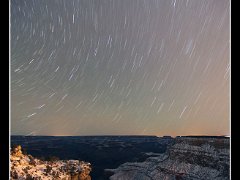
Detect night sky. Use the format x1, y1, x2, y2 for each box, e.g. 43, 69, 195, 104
11, 0, 230, 136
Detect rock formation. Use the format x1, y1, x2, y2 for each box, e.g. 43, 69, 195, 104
10, 145, 91, 180
105, 137, 230, 180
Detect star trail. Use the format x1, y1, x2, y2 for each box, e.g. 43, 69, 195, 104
11, 0, 230, 136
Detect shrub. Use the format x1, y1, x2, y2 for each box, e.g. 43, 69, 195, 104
46, 156, 60, 162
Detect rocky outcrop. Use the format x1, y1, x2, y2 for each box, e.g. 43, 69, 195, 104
105, 137, 229, 180
10, 145, 91, 180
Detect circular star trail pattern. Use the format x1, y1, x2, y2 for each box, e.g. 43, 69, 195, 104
11, 0, 230, 136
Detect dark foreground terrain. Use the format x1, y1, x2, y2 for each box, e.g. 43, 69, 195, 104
11, 135, 173, 179
11, 135, 229, 179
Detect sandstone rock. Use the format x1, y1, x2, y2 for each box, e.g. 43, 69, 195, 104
106, 137, 229, 180
12, 145, 24, 157
10, 145, 91, 180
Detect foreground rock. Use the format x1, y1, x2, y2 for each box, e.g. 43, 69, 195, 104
10, 145, 91, 180
105, 137, 229, 180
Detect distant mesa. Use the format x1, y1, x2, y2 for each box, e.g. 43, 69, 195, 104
176, 135, 230, 139
162, 135, 172, 138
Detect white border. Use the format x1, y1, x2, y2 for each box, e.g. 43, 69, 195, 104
9, 0, 11, 179
229, 0, 231, 179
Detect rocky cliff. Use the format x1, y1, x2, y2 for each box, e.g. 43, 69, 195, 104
10, 145, 91, 180
105, 137, 230, 180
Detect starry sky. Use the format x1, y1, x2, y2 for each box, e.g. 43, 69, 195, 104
11, 0, 230, 136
